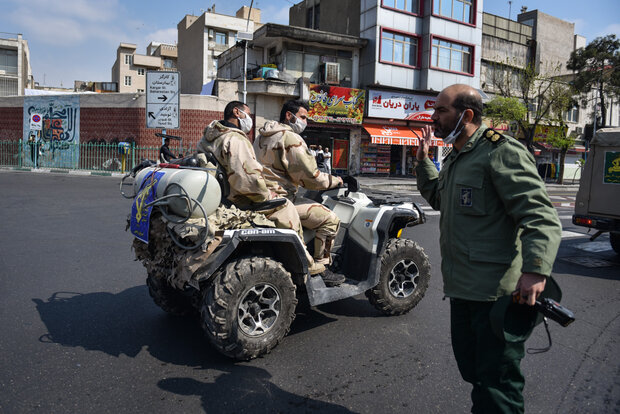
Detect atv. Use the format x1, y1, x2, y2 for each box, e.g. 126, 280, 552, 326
121, 157, 430, 360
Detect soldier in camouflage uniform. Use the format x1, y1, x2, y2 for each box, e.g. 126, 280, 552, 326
196, 100, 325, 276
416, 84, 562, 413
254, 100, 344, 286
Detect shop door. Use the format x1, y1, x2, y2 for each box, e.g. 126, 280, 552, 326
332, 139, 349, 174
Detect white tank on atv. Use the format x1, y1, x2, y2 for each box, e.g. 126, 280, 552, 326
134, 167, 221, 218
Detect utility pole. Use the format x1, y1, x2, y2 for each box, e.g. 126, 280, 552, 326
242, 0, 254, 104
508, 1, 512, 20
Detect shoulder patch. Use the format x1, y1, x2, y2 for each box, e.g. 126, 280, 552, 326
483, 128, 505, 144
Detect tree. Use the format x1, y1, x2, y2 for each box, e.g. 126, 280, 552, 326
484, 96, 527, 131
546, 122, 574, 184
567, 34, 620, 127
486, 61, 574, 152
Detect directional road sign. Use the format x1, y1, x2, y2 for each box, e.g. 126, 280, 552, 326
146, 71, 180, 129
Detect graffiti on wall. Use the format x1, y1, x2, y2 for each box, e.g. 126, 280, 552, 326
23, 96, 80, 168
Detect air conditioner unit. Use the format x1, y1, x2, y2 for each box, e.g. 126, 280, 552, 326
324, 62, 340, 85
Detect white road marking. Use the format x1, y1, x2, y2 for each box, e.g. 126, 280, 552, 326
562, 230, 587, 239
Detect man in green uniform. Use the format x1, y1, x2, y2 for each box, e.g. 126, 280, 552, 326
415, 84, 562, 413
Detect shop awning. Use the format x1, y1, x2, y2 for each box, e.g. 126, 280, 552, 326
363, 123, 449, 146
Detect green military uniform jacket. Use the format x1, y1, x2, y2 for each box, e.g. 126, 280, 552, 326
416, 125, 562, 301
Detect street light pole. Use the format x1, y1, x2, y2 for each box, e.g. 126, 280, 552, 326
242, 0, 254, 104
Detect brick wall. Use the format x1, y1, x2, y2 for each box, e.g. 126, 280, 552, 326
0, 106, 223, 149
0, 107, 23, 140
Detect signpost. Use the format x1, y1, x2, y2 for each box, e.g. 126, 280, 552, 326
29, 113, 42, 131
146, 71, 180, 130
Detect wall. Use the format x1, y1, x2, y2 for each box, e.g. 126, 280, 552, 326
518, 10, 575, 75
178, 15, 206, 94
0, 94, 225, 149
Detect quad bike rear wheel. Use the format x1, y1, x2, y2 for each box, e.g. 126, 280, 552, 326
201, 256, 297, 360
366, 238, 431, 315
147, 273, 197, 317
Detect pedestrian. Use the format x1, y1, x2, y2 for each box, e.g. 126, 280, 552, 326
196, 100, 326, 277
254, 99, 345, 286
415, 84, 562, 413
159, 138, 177, 163
315, 145, 327, 173
323, 147, 332, 173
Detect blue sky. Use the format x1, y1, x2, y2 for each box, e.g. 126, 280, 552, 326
0, 0, 618, 88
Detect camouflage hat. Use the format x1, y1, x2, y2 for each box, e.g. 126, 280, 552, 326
489, 276, 562, 342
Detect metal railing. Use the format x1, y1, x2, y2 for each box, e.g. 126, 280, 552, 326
0, 140, 190, 173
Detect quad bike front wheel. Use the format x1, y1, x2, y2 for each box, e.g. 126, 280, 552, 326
147, 273, 197, 317
366, 238, 431, 315
201, 256, 298, 360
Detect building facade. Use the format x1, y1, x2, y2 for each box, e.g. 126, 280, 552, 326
177, 7, 261, 95
216, 23, 367, 175
111, 42, 178, 94
0, 34, 33, 97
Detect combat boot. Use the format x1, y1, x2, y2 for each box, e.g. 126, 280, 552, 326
318, 269, 345, 287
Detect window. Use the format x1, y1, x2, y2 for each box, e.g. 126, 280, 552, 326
124, 76, 131, 86
163, 59, 175, 69
137, 89, 144, 93
381, 30, 418, 67
0, 49, 18, 74
137, 68, 145, 76
564, 106, 579, 123
433, 0, 474, 24
382, 0, 420, 14
306, 4, 320, 30
124, 54, 132, 65
431, 37, 472, 74
215, 31, 228, 45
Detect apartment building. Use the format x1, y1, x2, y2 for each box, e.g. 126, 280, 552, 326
177, 6, 262, 94
111, 42, 178, 93
289, 0, 482, 175
0, 33, 33, 96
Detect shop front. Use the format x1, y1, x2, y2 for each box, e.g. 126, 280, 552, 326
361, 89, 447, 176
301, 84, 365, 175
361, 124, 448, 175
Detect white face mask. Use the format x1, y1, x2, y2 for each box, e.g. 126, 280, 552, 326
443, 111, 465, 145
238, 110, 253, 134
289, 113, 307, 134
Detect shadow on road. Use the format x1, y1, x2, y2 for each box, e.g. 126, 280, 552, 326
33, 288, 356, 412
158, 367, 355, 413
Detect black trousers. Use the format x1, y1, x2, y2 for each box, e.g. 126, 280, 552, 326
450, 298, 526, 414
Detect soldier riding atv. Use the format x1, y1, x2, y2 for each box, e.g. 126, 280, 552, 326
122, 155, 430, 360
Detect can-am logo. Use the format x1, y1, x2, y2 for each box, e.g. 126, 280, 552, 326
240, 229, 276, 235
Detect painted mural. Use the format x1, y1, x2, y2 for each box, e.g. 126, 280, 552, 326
23, 96, 80, 168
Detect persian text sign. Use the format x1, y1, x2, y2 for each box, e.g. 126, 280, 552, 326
604, 151, 620, 184
368, 90, 435, 121
308, 84, 365, 124
532, 124, 568, 142
146, 71, 180, 129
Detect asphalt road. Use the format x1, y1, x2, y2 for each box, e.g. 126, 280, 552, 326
0, 170, 618, 413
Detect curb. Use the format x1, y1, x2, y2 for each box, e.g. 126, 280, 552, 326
0, 166, 126, 178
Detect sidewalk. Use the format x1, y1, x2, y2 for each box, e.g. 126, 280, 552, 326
357, 175, 580, 193
2, 166, 580, 193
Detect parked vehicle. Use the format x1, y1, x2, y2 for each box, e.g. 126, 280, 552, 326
573, 127, 620, 253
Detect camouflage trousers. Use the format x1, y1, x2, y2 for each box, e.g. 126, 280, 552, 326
293, 196, 340, 265
259, 198, 321, 271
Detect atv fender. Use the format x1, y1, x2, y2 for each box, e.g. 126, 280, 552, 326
305, 207, 421, 306
189, 228, 309, 289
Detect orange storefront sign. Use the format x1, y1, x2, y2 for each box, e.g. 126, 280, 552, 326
363, 124, 448, 147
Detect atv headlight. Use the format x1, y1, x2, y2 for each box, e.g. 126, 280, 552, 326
397, 228, 403, 238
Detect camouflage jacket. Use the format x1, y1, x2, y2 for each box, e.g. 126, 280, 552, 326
416, 125, 562, 301
254, 121, 341, 199
197, 120, 272, 207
